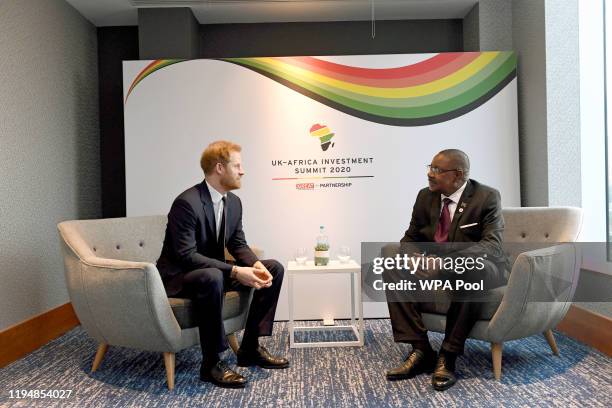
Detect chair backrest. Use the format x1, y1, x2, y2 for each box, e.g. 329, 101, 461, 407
501, 207, 583, 264
502, 207, 583, 242
58, 215, 167, 263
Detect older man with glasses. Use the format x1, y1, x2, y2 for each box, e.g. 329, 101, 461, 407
385, 149, 509, 391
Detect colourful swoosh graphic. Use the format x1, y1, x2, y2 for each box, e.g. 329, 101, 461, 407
124, 59, 184, 103
125, 53, 516, 126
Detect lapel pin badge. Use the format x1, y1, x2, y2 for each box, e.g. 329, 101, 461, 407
458, 208, 464, 213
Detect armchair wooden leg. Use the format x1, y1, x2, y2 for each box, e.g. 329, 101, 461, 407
91, 343, 108, 372
544, 329, 560, 356
227, 333, 240, 354
163, 352, 175, 390
491, 342, 503, 381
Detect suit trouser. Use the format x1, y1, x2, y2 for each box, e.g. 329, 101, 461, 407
385, 260, 505, 354
177, 259, 284, 356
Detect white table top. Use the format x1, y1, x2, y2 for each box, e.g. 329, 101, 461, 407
287, 259, 360, 274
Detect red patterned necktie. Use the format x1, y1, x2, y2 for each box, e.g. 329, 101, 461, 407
434, 198, 452, 243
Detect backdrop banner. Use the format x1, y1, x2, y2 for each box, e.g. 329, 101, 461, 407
123, 53, 520, 319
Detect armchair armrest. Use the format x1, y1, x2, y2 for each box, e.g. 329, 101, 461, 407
486, 243, 581, 342
64, 250, 184, 352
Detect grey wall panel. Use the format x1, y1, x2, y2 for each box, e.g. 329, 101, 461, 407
138, 7, 199, 59
478, 0, 512, 51
199, 20, 463, 58
574, 269, 612, 318
0, 0, 100, 330
512, 0, 549, 206
463, 3, 480, 52
471, 0, 580, 207
463, 0, 512, 52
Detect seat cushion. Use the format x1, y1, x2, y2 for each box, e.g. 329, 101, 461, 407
168, 290, 249, 329
419, 285, 506, 320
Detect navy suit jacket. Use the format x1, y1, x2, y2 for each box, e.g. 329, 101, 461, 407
157, 181, 259, 296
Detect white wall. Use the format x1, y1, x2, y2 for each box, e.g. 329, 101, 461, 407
576, 0, 612, 317
545, 0, 582, 207
579, 0, 606, 245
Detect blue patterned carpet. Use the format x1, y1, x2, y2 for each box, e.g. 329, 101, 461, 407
0, 319, 610, 407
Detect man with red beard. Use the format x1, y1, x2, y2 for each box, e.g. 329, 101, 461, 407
157, 140, 288, 388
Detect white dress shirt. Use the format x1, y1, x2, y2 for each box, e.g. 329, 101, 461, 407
441, 181, 467, 222
205, 180, 226, 239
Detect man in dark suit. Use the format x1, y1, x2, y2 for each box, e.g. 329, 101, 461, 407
385, 149, 508, 391
157, 140, 288, 389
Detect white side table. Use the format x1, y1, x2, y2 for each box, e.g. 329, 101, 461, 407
287, 259, 364, 348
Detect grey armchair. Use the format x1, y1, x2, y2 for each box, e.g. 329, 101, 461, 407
383, 207, 583, 380
57, 215, 258, 390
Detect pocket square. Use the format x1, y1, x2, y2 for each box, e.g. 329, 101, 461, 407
459, 222, 478, 229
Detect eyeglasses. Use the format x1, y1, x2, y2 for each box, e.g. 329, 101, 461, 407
426, 165, 461, 175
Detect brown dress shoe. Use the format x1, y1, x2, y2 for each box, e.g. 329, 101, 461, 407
236, 345, 290, 369
200, 360, 248, 388
386, 349, 437, 381
432, 353, 457, 391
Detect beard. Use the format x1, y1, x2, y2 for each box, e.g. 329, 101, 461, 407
220, 173, 241, 191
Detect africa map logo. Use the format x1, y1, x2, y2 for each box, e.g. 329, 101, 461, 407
310, 123, 335, 151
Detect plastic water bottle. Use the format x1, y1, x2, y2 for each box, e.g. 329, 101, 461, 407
315, 226, 330, 266
316, 226, 328, 248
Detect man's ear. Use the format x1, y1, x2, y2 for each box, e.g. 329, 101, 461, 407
215, 162, 224, 175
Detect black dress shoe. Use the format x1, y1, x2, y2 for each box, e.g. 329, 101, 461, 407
386, 349, 437, 381
200, 361, 248, 388
236, 346, 290, 369
432, 353, 457, 391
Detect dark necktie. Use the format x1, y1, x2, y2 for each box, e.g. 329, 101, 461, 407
218, 197, 227, 251
434, 198, 452, 243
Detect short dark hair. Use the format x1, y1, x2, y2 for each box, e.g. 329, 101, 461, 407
438, 149, 470, 180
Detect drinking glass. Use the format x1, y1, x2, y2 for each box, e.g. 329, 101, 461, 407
338, 245, 351, 263
295, 247, 307, 265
